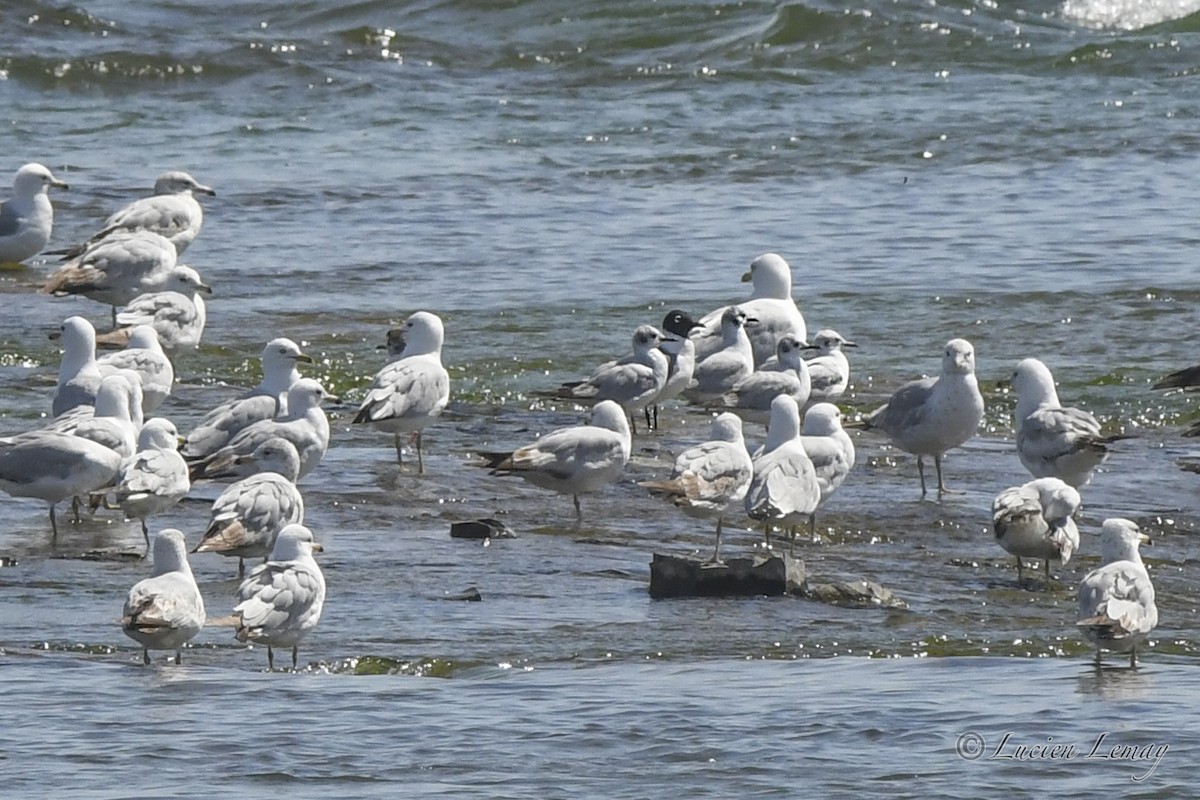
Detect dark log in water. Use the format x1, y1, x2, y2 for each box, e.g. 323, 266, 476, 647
648, 552, 805, 599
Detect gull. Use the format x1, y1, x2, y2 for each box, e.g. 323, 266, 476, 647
193, 378, 337, 481
744, 395, 821, 554
352, 311, 450, 472
693, 253, 807, 367
685, 306, 757, 403
51, 316, 103, 417
234, 523, 326, 671
97, 325, 174, 413
854, 338, 984, 497
96, 265, 212, 356
55, 170, 215, 259
802, 329, 857, 407
536, 324, 668, 435
1006, 357, 1125, 488
653, 309, 703, 419
1078, 518, 1157, 668
40, 231, 178, 325
991, 477, 1081, 585
182, 338, 311, 461
638, 412, 753, 563
0, 430, 122, 539
477, 399, 631, 519
800, 402, 856, 535
0, 163, 68, 264
114, 418, 191, 550
194, 438, 304, 578
71, 374, 139, 459
716, 334, 811, 425
121, 529, 205, 665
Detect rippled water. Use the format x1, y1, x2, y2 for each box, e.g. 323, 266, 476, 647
1, 0, 1198, 795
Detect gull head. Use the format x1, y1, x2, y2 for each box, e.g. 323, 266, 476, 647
740, 252, 793, 300
262, 338, 313, 374
941, 338, 977, 376
169, 265, 213, 295
54, 315, 96, 354
801, 402, 843, 437
775, 334, 810, 369
1099, 517, 1151, 565
719, 306, 756, 333
399, 311, 445, 356
1007, 357, 1058, 403
631, 325, 665, 353
270, 523, 323, 561
661, 309, 702, 338
154, 171, 215, 197
14, 162, 68, 196
711, 411, 745, 444
765, 394, 802, 445
138, 417, 181, 451
150, 529, 193, 577
807, 329, 856, 354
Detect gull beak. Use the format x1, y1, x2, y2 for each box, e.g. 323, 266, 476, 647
842, 339, 859, 348
311, 542, 325, 553
48, 330, 63, 341
50, 177, 69, 190
196, 184, 217, 197
323, 391, 342, 404
740, 271, 752, 283
197, 282, 214, 295
744, 316, 760, 325
995, 376, 1012, 390
1140, 532, 1153, 547
176, 436, 188, 450
233, 453, 256, 467
294, 353, 315, 364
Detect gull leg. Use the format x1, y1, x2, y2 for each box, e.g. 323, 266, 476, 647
175, 650, 182, 666
644, 405, 653, 432
49, 504, 59, 542
788, 525, 797, 557
393, 433, 404, 466
1015, 556, 1023, 584
111, 305, 117, 328
237, 557, 245, 579
763, 520, 772, 550
916, 457, 928, 498
1043, 557, 1051, 589
143, 649, 150, 665
629, 413, 637, 436
292, 645, 299, 671
1094, 649, 1102, 668
573, 495, 582, 520
416, 431, 425, 475
935, 455, 963, 495
653, 404, 659, 431
141, 520, 150, 556
1129, 647, 1137, 669
706, 517, 725, 565
267, 646, 275, 671
809, 512, 817, 540
72, 495, 82, 523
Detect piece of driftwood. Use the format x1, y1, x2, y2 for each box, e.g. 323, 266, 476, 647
442, 586, 483, 601
449, 518, 516, 540
648, 552, 806, 599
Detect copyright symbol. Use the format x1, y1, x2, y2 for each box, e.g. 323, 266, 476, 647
956, 731, 985, 760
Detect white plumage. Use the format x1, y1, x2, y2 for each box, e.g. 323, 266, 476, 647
693, 253, 807, 367
1077, 518, 1157, 668
121, 529, 206, 665
991, 477, 1081, 584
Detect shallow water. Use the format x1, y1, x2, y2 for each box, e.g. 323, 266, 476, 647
1, 0, 1199, 795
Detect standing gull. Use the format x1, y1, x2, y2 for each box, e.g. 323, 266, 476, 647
193, 378, 337, 481
194, 438, 305, 578
71, 374, 139, 459
991, 477, 1081, 585
56, 170, 214, 258
855, 338, 984, 497
477, 399, 631, 519
234, 523, 326, 671
51, 316, 104, 417
40, 231, 177, 325
352, 311, 451, 472
800, 402, 856, 536
1006, 357, 1124, 488
685, 306, 757, 403
0, 430, 121, 539
639, 412, 753, 563
0, 163, 68, 264
744, 395, 822, 553
114, 418, 191, 550
536, 324, 669, 435
1077, 518, 1157, 668
96, 265, 212, 356
802, 329, 856, 407
694, 253, 807, 367
648, 309, 702, 429
182, 338, 311, 461
121, 529, 205, 665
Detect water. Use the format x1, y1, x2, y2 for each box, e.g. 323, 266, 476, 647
1, 0, 1199, 795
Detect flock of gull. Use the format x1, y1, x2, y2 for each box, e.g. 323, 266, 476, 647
1, 161, 1196, 670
